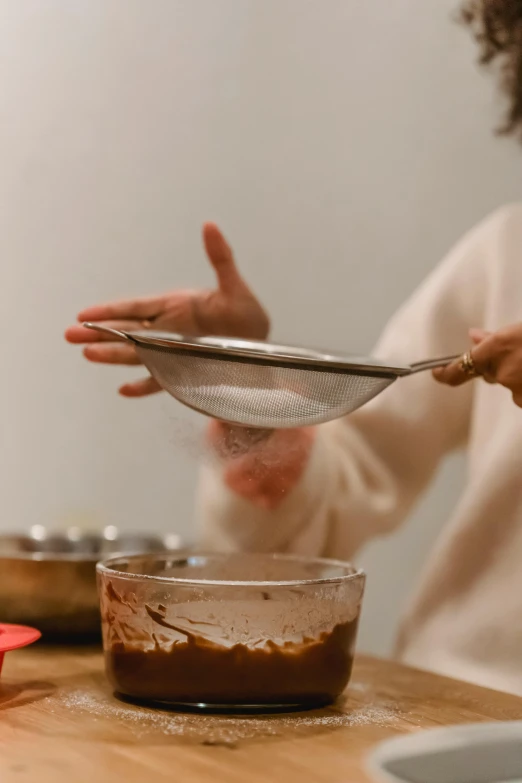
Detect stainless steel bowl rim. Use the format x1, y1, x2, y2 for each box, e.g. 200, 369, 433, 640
0, 532, 184, 563
96, 551, 365, 588
0, 548, 170, 563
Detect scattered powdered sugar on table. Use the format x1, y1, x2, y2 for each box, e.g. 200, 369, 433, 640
47, 684, 401, 747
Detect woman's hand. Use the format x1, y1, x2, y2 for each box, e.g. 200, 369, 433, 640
65, 223, 269, 397
433, 324, 522, 408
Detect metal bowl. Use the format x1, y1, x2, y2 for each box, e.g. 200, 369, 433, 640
0, 526, 184, 641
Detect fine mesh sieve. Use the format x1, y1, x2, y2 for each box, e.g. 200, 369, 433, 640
84, 323, 460, 429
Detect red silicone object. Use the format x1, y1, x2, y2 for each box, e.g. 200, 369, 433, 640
0, 623, 41, 677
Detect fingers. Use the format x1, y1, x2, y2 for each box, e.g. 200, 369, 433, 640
83, 343, 141, 365
432, 359, 473, 387
472, 325, 522, 387
432, 327, 492, 386
432, 345, 495, 387
433, 323, 522, 391
79, 339, 162, 396
469, 327, 491, 345
78, 335, 161, 395
119, 377, 161, 397
77, 295, 166, 323
203, 222, 245, 295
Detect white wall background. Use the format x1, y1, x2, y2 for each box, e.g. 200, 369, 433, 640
1, 0, 520, 654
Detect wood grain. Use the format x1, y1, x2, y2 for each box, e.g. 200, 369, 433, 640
1, 647, 521, 783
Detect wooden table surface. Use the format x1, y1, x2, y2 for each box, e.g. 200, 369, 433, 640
1, 647, 522, 783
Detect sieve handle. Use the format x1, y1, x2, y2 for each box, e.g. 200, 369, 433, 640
409, 354, 461, 373
82, 323, 133, 342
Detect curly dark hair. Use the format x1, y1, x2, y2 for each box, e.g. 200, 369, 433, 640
461, 0, 522, 138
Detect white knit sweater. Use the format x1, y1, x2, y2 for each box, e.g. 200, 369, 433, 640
198, 204, 522, 695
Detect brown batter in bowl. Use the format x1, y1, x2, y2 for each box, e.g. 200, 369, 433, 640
97, 553, 365, 712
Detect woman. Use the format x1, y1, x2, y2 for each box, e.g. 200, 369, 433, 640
67, 1, 522, 694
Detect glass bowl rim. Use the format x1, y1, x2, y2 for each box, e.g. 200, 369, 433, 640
96, 551, 365, 588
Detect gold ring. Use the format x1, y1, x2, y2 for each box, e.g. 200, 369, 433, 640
460, 351, 479, 378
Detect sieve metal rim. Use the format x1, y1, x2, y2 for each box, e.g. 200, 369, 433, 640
83, 324, 411, 379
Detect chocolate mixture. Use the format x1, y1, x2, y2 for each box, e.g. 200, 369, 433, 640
106, 606, 358, 708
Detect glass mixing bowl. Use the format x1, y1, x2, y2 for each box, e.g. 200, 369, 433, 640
97, 552, 365, 712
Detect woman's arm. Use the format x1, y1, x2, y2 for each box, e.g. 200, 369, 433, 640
198, 209, 514, 557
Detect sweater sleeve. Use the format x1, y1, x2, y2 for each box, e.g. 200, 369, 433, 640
196, 207, 509, 558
